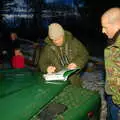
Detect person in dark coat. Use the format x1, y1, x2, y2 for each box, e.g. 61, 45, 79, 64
10, 32, 20, 55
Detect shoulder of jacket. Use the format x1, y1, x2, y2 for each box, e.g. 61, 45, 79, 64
64, 30, 73, 37
64, 30, 75, 42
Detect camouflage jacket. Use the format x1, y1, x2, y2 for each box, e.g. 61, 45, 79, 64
38, 31, 89, 73
104, 30, 120, 105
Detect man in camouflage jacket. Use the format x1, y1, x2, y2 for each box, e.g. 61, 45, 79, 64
38, 23, 89, 86
101, 7, 120, 120
104, 30, 120, 105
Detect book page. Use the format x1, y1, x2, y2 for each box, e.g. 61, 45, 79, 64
43, 73, 65, 81
43, 68, 80, 81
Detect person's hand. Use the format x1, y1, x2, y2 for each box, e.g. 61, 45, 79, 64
67, 63, 77, 70
47, 66, 56, 74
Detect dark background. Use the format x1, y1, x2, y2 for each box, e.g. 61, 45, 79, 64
0, 0, 120, 57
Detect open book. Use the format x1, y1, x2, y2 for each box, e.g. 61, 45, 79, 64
43, 68, 80, 81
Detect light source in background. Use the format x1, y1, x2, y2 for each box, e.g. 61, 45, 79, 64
44, 0, 85, 8
39, 0, 86, 30
0, 0, 34, 28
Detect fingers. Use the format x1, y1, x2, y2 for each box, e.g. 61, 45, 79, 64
67, 63, 77, 69
47, 66, 56, 74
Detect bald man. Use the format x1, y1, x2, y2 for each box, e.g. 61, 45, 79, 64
101, 7, 120, 120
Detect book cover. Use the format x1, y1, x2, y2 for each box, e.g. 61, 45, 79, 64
43, 68, 80, 81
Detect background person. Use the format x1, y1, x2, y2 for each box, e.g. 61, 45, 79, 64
12, 48, 25, 69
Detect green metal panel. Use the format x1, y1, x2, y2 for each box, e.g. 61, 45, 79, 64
32, 85, 101, 120
0, 69, 39, 98
53, 85, 101, 120
0, 69, 67, 120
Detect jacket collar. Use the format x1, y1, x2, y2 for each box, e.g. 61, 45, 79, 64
107, 29, 120, 48
112, 29, 120, 41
